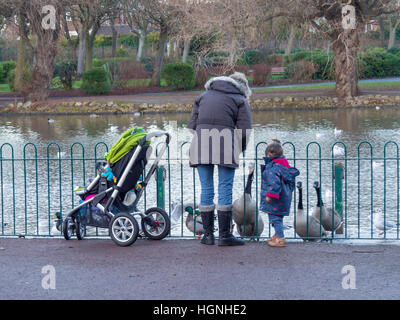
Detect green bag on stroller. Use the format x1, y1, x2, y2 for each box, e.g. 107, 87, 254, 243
105, 127, 150, 164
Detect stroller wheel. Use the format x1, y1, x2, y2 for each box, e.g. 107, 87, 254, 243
110, 213, 139, 247
63, 217, 75, 240
141, 207, 171, 240
76, 221, 86, 240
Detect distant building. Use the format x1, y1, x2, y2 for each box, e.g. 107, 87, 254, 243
365, 20, 379, 33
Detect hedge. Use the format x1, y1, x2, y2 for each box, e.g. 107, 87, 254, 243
81, 68, 111, 94
161, 62, 195, 90
0, 61, 16, 83
358, 48, 400, 78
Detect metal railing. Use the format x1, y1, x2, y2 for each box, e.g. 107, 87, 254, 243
1, 140, 399, 241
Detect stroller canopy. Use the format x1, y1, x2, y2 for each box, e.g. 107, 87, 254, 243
105, 127, 150, 164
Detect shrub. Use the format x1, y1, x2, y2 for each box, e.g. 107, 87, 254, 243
358, 48, 400, 78
81, 68, 111, 94
285, 60, 319, 82
242, 50, 265, 65
58, 62, 77, 90
116, 45, 128, 57
161, 62, 195, 89
233, 65, 250, 75
119, 34, 137, 48
388, 47, 400, 55
0, 61, 16, 83
7, 69, 16, 91
8, 67, 33, 94
284, 49, 334, 80
195, 68, 210, 88
50, 76, 64, 90
141, 57, 154, 73
251, 64, 270, 86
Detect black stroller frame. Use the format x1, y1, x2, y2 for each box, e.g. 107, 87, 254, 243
63, 131, 171, 246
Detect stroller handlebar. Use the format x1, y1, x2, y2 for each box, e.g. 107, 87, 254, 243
139, 131, 171, 146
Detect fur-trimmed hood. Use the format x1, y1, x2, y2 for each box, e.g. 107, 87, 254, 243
205, 76, 252, 100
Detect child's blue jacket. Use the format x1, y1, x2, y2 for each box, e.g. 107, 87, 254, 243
260, 156, 299, 216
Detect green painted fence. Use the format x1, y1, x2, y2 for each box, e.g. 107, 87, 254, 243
0, 140, 399, 241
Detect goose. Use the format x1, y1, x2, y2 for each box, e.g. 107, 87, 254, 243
233, 163, 263, 237
233, 163, 257, 226
295, 182, 327, 241
312, 181, 343, 232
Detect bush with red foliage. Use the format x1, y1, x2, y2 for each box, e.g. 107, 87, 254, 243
251, 64, 270, 86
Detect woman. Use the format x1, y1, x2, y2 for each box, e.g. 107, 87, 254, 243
188, 72, 252, 246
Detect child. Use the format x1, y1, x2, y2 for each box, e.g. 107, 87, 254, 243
260, 139, 299, 247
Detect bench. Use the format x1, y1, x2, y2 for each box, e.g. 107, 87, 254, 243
271, 67, 286, 76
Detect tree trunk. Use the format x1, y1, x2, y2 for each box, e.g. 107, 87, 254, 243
285, 24, 296, 56
84, 26, 93, 72
77, 26, 86, 76
388, 27, 396, 49
332, 28, 360, 98
15, 31, 27, 92
111, 19, 118, 57
182, 38, 191, 63
150, 24, 168, 87
27, 30, 59, 102
136, 30, 146, 62
174, 39, 181, 59
378, 17, 385, 48
61, 8, 77, 61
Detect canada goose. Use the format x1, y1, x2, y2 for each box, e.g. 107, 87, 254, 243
312, 181, 343, 232
233, 163, 263, 237
295, 182, 327, 241
233, 163, 257, 226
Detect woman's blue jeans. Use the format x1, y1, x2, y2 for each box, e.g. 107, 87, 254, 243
197, 164, 235, 210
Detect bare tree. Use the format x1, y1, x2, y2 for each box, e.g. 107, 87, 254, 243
278, 0, 400, 98
67, 0, 121, 72
122, 0, 150, 61
386, 1, 400, 49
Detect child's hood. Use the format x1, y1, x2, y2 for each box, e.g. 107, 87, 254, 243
263, 156, 299, 182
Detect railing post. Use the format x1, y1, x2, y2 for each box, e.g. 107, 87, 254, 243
156, 165, 166, 210
335, 162, 344, 234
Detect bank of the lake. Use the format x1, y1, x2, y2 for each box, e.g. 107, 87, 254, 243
1, 92, 400, 116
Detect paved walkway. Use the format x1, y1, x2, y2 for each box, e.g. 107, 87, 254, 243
0, 238, 399, 300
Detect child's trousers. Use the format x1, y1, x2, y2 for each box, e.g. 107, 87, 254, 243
268, 214, 284, 238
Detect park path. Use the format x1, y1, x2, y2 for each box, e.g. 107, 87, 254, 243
0, 238, 399, 300
1, 77, 399, 107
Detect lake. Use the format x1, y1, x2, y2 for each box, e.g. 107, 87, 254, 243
1, 107, 400, 240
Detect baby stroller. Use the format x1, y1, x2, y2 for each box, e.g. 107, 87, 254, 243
62, 129, 171, 247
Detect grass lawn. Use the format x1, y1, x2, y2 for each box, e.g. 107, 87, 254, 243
0, 84, 10, 93
254, 80, 400, 93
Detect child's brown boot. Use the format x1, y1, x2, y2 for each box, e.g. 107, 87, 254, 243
267, 236, 286, 247
266, 234, 277, 244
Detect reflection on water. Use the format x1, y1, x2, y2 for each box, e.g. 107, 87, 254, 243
1, 107, 400, 239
